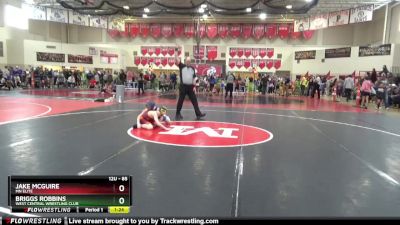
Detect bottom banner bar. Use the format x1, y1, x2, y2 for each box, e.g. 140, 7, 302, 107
2, 217, 63, 225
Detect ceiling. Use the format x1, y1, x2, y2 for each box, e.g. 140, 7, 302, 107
24, 0, 396, 22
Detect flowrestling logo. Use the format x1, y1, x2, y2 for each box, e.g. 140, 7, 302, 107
127, 121, 273, 148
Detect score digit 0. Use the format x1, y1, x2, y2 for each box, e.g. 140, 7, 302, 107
119, 185, 125, 192
119, 197, 125, 205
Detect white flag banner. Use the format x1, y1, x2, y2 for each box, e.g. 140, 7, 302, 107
90, 16, 107, 29
294, 18, 310, 32
350, 4, 374, 24
108, 17, 125, 31
22, 4, 46, 20
68, 11, 89, 26
310, 14, 329, 30
329, 9, 350, 27
46, 8, 68, 23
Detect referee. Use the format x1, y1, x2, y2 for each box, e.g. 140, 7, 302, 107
175, 50, 206, 121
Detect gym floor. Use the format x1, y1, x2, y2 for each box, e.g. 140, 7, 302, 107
1, 88, 400, 217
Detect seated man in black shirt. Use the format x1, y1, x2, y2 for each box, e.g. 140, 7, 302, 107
175, 50, 206, 121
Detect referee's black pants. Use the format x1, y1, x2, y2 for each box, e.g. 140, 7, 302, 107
176, 84, 202, 116
225, 83, 233, 97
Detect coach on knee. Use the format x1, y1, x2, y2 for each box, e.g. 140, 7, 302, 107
174, 50, 206, 121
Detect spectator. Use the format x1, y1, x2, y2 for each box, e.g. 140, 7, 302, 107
360, 76, 373, 109
67, 74, 75, 88
375, 77, 387, 110
311, 76, 321, 99
138, 73, 145, 95
343, 75, 354, 102
371, 68, 377, 84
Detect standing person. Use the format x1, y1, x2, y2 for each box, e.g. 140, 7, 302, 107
225, 72, 235, 98
174, 52, 206, 121
343, 75, 355, 102
170, 72, 177, 90
208, 74, 216, 95
220, 79, 225, 96
261, 74, 268, 95
371, 68, 377, 84
137, 72, 145, 95
381, 65, 389, 77
311, 76, 321, 99
375, 77, 387, 110
360, 76, 373, 109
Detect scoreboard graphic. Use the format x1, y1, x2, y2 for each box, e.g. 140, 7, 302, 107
8, 176, 131, 214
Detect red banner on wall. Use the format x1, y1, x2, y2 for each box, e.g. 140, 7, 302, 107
161, 24, 172, 38
259, 59, 266, 69
148, 47, 155, 56
150, 24, 161, 38
236, 59, 244, 68
229, 48, 237, 58
266, 59, 274, 69
155, 57, 161, 66
253, 24, 265, 39
206, 46, 218, 61
168, 47, 175, 56
161, 47, 168, 56
140, 57, 148, 65
168, 57, 175, 67
274, 59, 281, 69
141, 46, 148, 56
244, 48, 252, 58
229, 59, 236, 69
218, 24, 229, 39
267, 48, 274, 58
237, 48, 244, 58
177, 47, 182, 56
244, 59, 251, 69
251, 48, 259, 58
207, 24, 218, 39
161, 57, 168, 66
134, 56, 141, 66
230, 24, 241, 38
303, 30, 315, 40
140, 24, 150, 38
184, 24, 195, 38
242, 24, 252, 39
155, 47, 161, 56
259, 48, 267, 58
266, 24, 277, 39
130, 23, 139, 38
173, 24, 184, 38
148, 57, 155, 64
278, 24, 290, 39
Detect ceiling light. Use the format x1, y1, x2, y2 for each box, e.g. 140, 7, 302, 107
144, 8, 150, 13
246, 8, 252, 13
123, 5, 129, 10
259, 13, 267, 20
286, 5, 293, 9
202, 14, 208, 19
201, 4, 207, 9
198, 8, 205, 13
142, 14, 148, 18
305, 0, 312, 2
